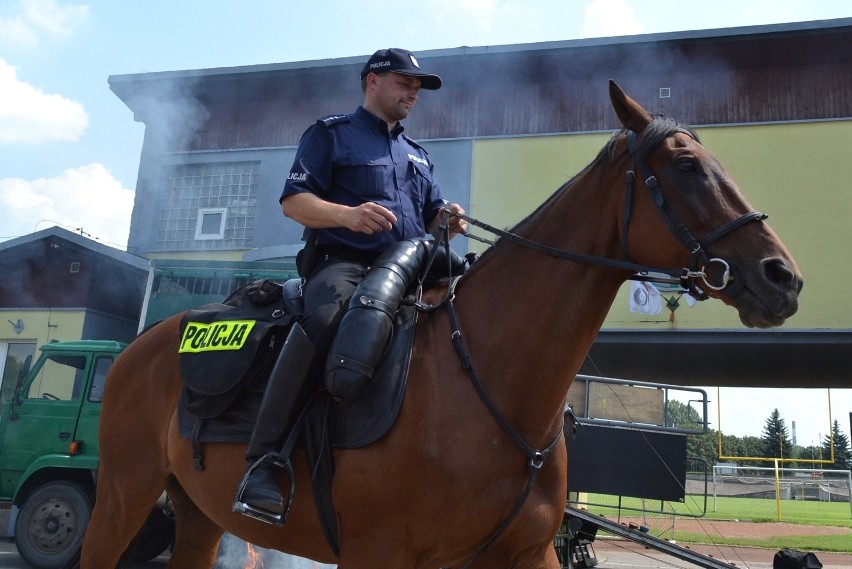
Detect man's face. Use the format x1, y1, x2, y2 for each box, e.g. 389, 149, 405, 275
373, 72, 422, 122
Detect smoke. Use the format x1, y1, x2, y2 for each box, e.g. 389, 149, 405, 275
214, 533, 337, 569
125, 77, 210, 154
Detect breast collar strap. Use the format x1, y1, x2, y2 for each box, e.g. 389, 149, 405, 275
443, 293, 564, 569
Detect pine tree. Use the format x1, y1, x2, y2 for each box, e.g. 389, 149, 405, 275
821, 420, 852, 471
761, 408, 793, 461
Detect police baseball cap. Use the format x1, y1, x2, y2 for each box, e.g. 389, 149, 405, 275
360, 48, 442, 90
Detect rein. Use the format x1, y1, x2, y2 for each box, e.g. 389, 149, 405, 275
425, 125, 767, 567
452, 129, 767, 300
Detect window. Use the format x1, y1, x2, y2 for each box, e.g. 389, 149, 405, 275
0, 341, 36, 407
89, 356, 114, 402
27, 355, 87, 401
157, 161, 259, 251
195, 208, 227, 240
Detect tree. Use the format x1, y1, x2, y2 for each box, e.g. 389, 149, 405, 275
718, 433, 742, 460
687, 430, 718, 471
666, 399, 704, 431
760, 408, 793, 461
821, 420, 852, 471
739, 436, 766, 466
794, 444, 824, 468
666, 400, 717, 470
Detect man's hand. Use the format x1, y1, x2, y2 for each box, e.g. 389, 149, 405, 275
429, 203, 468, 239
283, 193, 395, 234
445, 203, 468, 237
346, 202, 397, 234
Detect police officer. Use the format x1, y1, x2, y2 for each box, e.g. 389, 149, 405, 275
236, 48, 467, 521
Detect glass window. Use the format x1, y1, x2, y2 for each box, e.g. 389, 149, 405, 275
1, 342, 37, 407
195, 208, 227, 240
88, 357, 114, 403
27, 355, 87, 401
156, 161, 259, 251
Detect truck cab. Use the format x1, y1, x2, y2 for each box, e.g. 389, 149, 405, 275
0, 340, 172, 568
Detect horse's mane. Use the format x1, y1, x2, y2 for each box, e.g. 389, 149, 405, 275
469, 115, 698, 266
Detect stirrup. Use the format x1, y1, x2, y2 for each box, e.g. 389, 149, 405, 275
232, 452, 296, 527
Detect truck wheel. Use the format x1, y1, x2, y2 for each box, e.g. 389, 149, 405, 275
15, 481, 92, 569
124, 506, 175, 562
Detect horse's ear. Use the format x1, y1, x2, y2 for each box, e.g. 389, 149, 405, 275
609, 80, 653, 134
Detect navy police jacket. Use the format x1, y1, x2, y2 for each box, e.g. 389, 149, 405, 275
280, 106, 446, 257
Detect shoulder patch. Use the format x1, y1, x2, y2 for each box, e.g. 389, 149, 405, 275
318, 114, 351, 127
402, 134, 428, 153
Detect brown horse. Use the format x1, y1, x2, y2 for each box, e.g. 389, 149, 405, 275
81, 82, 802, 569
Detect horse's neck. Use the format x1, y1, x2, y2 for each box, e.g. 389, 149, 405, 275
454, 165, 628, 439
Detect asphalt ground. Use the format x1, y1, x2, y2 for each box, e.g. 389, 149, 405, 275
3, 504, 851, 569
591, 538, 852, 569
4, 538, 852, 569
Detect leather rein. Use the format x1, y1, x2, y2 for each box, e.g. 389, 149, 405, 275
423, 127, 766, 568
453, 129, 767, 301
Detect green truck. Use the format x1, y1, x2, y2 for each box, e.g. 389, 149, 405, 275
0, 340, 173, 568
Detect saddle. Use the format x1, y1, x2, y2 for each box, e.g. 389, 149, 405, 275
177, 279, 297, 468
177, 237, 467, 552
177, 278, 419, 458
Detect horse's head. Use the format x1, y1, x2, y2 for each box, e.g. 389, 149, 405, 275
609, 81, 803, 328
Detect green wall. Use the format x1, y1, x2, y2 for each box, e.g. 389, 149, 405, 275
468, 120, 852, 330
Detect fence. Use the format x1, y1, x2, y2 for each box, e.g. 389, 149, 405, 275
709, 464, 852, 518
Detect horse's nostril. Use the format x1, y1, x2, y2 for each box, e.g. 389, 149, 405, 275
763, 257, 799, 290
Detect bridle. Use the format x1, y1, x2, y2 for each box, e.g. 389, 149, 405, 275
426, 125, 768, 568
623, 129, 767, 300
451, 127, 767, 301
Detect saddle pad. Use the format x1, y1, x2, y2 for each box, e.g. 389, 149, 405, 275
177, 293, 295, 450
331, 301, 418, 448
178, 300, 418, 449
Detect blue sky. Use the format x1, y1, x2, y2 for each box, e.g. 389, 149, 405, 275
1, 0, 850, 247
0, 0, 850, 447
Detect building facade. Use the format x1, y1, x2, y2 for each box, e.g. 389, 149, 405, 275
108, 19, 852, 388
0, 227, 150, 408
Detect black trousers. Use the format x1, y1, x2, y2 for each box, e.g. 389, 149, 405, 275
242, 254, 371, 465
300, 255, 371, 363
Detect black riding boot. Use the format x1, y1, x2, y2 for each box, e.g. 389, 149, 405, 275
233, 322, 315, 525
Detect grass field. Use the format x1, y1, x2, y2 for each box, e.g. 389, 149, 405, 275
578, 494, 852, 552
582, 493, 852, 527
677, 494, 852, 527
671, 529, 852, 554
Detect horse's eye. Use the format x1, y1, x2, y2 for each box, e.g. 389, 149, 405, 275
678, 158, 696, 172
